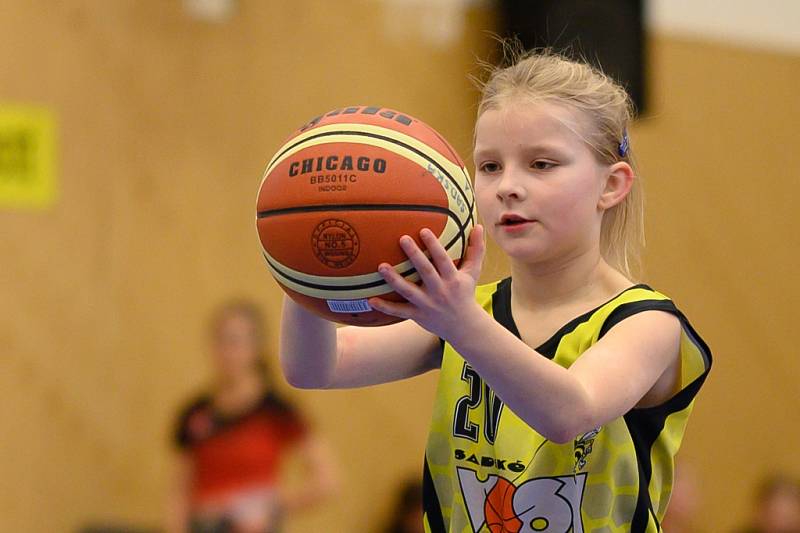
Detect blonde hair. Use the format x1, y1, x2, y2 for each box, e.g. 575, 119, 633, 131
476, 46, 644, 279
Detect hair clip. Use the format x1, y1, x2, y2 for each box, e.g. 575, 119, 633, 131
618, 130, 630, 158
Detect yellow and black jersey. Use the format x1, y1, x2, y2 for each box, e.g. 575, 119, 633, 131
423, 278, 712, 533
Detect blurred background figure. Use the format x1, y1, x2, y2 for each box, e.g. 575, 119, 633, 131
166, 300, 338, 533
377, 478, 424, 533
738, 475, 800, 533
661, 461, 702, 533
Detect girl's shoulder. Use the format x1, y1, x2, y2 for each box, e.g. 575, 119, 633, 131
587, 284, 713, 380
592, 283, 678, 333
475, 277, 707, 351
474, 277, 673, 315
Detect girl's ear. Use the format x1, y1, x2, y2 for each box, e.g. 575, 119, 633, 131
598, 162, 635, 210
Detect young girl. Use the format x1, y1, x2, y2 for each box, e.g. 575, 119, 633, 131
280, 49, 711, 532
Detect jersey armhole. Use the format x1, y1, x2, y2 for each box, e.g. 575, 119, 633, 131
600, 299, 713, 413
433, 337, 445, 369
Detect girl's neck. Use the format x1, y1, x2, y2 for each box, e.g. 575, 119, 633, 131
509, 246, 630, 311
214, 371, 265, 414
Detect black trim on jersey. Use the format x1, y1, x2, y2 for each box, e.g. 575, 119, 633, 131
598, 299, 679, 339
433, 337, 445, 369
491, 278, 521, 338
492, 278, 653, 359
423, 456, 446, 533
608, 300, 712, 532
598, 298, 713, 375
624, 374, 708, 531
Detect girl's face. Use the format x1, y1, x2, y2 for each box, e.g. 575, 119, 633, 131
473, 101, 610, 266
211, 313, 260, 382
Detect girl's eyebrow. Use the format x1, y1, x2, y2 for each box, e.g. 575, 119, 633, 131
472, 147, 496, 159
529, 144, 572, 159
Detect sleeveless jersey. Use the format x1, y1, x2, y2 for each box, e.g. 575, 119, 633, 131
422, 278, 712, 533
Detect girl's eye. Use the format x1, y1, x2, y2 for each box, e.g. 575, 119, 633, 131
478, 162, 500, 173
531, 160, 556, 170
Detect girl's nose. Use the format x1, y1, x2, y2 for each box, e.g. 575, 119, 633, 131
496, 170, 526, 202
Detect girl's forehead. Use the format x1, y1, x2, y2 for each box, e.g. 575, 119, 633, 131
475, 100, 588, 146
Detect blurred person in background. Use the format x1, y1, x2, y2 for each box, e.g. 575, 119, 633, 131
661, 462, 702, 533
738, 475, 800, 533
166, 300, 338, 533
378, 478, 424, 533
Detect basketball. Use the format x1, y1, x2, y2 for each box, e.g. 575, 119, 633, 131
484, 477, 521, 533
255, 106, 475, 326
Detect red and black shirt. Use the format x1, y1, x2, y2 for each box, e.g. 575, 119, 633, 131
174, 391, 307, 506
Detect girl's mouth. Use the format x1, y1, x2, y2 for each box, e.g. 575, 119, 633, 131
499, 214, 535, 226
498, 214, 537, 232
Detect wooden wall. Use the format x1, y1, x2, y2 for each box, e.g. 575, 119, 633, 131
1, 1, 797, 531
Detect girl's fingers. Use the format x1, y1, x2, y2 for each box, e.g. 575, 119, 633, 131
368, 297, 414, 320
398, 235, 443, 292
419, 228, 458, 278
459, 225, 486, 281
378, 262, 426, 304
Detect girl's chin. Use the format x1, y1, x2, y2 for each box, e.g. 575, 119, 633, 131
495, 242, 550, 263
486, 227, 561, 263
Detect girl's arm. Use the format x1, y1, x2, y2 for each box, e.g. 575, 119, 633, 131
441, 306, 680, 443
279, 296, 442, 390
371, 226, 681, 444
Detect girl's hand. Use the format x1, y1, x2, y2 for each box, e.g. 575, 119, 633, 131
369, 224, 486, 340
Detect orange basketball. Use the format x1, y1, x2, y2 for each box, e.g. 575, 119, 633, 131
484, 477, 521, 533
255, 106, 475, 326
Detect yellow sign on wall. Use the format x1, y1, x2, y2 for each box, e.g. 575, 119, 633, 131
0, 105, 57, 208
